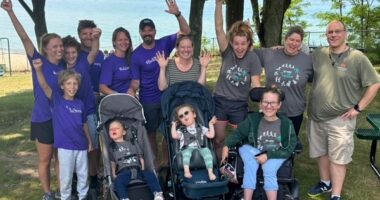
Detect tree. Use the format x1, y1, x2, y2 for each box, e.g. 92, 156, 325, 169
189, 0, 206, 57
226, 0, 244, 31
251, 0, 291, 47
283, 0, 310, 32
18, 0, 47, 49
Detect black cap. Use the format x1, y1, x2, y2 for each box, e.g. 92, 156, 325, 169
139, 18, 155, 31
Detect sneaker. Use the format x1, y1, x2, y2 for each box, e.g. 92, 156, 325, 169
54, 192, 60, 199
308, 181, 332, 197
42, 192, 54, 200
331, 196, 342, 200
154, 192, 164, 200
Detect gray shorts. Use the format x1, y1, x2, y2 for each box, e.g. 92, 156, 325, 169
87, 114, 99, 149
307, 116, 356, 165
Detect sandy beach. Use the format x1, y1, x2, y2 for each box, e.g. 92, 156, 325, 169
0, 52, 30, 72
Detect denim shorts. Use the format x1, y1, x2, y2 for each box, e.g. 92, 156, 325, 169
142, 103, 162, 133
213, 95, 248, 125
87, 114, 99, 149
30, 119, 54, 144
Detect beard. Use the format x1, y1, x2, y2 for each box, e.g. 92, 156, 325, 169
143, 35, 154, 45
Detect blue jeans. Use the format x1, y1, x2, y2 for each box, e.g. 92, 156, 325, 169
114, 169, 161, 199
239, 145, 285, 191
87, 114, 99, 149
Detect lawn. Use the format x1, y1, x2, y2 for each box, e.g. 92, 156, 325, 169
0, 61, 379, 199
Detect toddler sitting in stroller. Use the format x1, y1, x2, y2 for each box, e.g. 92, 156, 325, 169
171, 104, 217, 181
108, 118, 164, 200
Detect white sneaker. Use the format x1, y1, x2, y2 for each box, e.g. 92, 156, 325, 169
153, 192, 164, 200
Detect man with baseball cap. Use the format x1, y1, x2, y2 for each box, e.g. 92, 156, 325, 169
129, 0, 191, 168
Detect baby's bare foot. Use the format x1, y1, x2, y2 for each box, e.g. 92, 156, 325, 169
184, 171, 192, 179
208, 172, 216, 180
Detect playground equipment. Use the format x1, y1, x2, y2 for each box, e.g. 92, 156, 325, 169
0, 37, 12, 76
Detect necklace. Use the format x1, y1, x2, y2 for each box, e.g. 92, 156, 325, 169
329, 46, 349, 67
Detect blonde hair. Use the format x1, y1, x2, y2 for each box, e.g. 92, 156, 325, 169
227, 21, 254, 48
58, 69, 81, 87
40, 33, 62, 56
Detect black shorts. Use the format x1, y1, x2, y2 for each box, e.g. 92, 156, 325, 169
30, 119, 54, 144
142, 103, 162, 133
213, 95, 248, 125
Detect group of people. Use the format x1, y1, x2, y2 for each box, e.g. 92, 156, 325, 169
2, 0, 380, 199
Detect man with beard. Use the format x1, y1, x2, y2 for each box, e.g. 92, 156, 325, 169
129, 0, 191, 168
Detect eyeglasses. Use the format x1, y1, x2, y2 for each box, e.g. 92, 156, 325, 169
261, 101, 279, 107
178, 111, 190, 119
327, 29, 346, 35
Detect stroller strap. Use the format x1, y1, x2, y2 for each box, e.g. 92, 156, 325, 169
180, 124, 207, 150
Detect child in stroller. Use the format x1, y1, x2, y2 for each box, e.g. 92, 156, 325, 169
221, 87, 297, 200
108, 118, 164, 200
171, 104, 217, 181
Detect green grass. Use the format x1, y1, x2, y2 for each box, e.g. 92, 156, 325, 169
0, 63, 380, 199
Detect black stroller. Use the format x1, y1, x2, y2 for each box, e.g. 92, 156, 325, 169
160, 81, 229, 200
225, 88, 300, 200
98, 94, 156, 200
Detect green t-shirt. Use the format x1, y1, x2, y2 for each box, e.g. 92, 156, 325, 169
309, 47, 380, 121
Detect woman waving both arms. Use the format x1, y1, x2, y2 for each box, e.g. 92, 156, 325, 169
157, 35, 211, 90
213, 0, 262, 160
1, 0, 63, 199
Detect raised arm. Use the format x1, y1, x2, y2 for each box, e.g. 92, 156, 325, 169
165, 0, 191, 35
198, 51, 211, 85
215, 0, 228, 52
87, 28, 101, 65
156, 51, 169, 91
32, 59, 52, 100
171, 121, 181, 140
1, 0, 35, 57
206, 116, 217, 139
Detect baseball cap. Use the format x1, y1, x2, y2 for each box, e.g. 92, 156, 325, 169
139, 18, 155, 30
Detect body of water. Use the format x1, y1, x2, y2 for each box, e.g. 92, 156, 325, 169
0, 0, 348, 53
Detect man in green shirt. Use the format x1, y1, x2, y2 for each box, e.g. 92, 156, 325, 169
307, 20, 380, 200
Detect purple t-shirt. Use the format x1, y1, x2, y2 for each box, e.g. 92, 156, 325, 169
71, 58, 96, 115
100, 54, 132, 93
51, 92, 88, 150
29, 49, 64, 122
131, 34, 177, 104
79, 50, 104, 93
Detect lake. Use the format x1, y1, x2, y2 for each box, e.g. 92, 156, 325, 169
0, 0, 347, 53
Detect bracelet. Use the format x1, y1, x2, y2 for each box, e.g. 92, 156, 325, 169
175, 11, 181, 18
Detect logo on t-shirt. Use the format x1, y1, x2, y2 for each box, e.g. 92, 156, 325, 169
226, 64, 249, 86
145, 56, 157, 65
65, 105, 82, 114
119, 66, 130, 71
257, 130, 281, 151
273, 64, 300, 87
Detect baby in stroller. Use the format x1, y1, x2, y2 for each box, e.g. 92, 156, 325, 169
171, 104, 217, 181
108, 118, 164, 200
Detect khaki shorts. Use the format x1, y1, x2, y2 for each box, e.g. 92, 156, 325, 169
307, 116, 356, 165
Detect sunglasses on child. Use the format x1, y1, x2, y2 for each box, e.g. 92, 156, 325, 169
178, 111, 190, 119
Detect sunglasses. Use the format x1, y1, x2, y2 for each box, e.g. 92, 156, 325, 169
178, 111, 190, 119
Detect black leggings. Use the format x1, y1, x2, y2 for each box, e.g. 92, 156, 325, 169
288, 114, 304, 136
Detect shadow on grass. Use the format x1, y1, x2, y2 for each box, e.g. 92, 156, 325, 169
0, 90, 56, 199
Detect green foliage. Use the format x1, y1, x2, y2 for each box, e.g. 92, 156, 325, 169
316, 0, 380, 60
283, 0, 310, 43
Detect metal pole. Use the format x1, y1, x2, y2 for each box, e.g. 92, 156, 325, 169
0, 37, 12, 76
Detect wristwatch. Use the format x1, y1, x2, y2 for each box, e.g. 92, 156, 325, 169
354, 104, 362, 113
175, 11, 181, 18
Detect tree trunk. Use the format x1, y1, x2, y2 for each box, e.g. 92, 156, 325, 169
19, 0, 47, 49
226, 0, 244, 31
251, 0, 291, 47
189, 0, 206, 57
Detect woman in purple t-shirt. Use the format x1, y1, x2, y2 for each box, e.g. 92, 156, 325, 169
2, 1, 63, 199
99, 27, 134, 95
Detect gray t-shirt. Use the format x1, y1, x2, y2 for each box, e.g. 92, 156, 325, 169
166, 58, 201, 86
110, 140, 143, 171
214, 46, 262, 101
309, 47, 380, 121
177, 125, 208, 149
255, 48, 313, 117
257, 118, 282, 151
